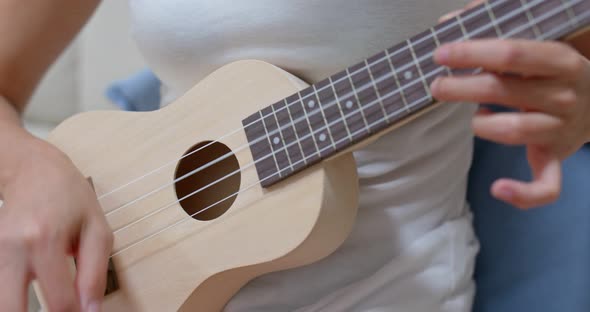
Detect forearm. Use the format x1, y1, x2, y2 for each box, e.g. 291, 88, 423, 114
0, 0, 100, 191
0, 0, 100, 109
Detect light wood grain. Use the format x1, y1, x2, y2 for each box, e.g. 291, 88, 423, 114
39, 60, 359, 311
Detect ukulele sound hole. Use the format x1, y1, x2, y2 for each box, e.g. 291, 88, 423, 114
174, 141, 241, 221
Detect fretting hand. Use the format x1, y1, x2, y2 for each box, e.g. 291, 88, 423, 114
432, 1, 590, 209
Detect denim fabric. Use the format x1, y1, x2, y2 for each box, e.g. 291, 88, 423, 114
469, 126, 590, 311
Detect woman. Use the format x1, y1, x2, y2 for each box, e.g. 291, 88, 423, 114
0, 1, 588, 311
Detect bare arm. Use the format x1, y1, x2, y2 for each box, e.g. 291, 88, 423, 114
0, 0, 99, 109
0, 2, 114, 312
0, 0, 100, 185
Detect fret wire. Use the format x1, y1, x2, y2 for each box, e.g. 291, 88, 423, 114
486, 1, 504, 36
384, 48, 411, 112
240, 0, 544, 144
283, 98, 308, 166
106, 0, 586, 234
271, 104, 295, 171
312, 84, 337, 150
528, 0, 573, 36
237, 0, 549, 148
262, 0, 582, 166
455, 15, 469, 39
251, 0, 581, 181
520, 0, 543, 37
345, 68, 371, 130
328, 77, 354, 142
491, 0, 535, 40
364, 59, 390, 123
137, 0, 590, 213
560, 0, 578, 25
297, 92, 321, 158
429, 27, 453, 77
331, 71, 368, 141
259, 111, 282, 178
286, 94, 321, 166
121, 3, 590, 252
571, 0, 590, 18
282, 0, 580, 150
406, 39, 432, 100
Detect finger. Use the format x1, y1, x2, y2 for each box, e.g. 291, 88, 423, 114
476, 106, 494, 116
0, 254, 29, 312
471, 112, 563, 146
439, 0, 484, 22
434, 40, 585, 79
76, 218, 113, 312
439, 9, 463, 22
431, 74, 575, 116
34, 246, 80, 312
491, 148, 561, 209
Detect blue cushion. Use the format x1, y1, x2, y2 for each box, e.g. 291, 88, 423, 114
105, 69, 162, 112
469, 133, 590, 311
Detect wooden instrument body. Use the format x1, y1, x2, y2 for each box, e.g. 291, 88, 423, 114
36, 3, 590, 308
42, 60, 360, 311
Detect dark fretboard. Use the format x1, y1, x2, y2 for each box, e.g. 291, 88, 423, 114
244, 0, 590, 187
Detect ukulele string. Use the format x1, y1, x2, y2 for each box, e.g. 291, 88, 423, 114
110, 86, 434, 257
97, 0, 515, 207
107, 0, 554, 230
109, 2, 589, 258
102, 0, 540, 218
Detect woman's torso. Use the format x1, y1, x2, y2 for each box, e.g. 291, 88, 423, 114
129, 1, 478, 311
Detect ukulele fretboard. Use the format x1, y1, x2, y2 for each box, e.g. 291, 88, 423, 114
243, 0, 590, 187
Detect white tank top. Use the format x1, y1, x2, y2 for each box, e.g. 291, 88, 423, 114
129, 1, 479, 311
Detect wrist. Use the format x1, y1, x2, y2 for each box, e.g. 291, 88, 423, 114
0, 95, 40, 191
0, 124, 39, 191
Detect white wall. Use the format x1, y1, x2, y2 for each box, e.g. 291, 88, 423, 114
23, 0, 145, 139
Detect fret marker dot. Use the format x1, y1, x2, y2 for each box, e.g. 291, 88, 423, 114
346, 100, 354, 109
319, 133, 327, 142
404, 71, 413, 80
273, 137, 280, 145
308, 100, 316, 108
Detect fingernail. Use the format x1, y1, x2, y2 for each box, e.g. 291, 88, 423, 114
435, 46, 451, 63
439, 10, 462, 22
430, 78, 441, 95
87, 301, 101, 312
430, 77, 438, 88
439, 13, 454, 22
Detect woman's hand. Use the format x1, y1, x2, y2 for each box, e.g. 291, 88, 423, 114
432, 0, 590, 209
430, 18, 590, 209
0, 132, 113, 312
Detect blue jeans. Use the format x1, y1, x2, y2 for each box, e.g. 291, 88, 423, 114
469, 136, 590, 311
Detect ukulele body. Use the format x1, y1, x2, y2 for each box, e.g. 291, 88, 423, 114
42, 60, 359, 311
35, 0, 590, 309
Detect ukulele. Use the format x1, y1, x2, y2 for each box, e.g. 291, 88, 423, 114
36, 0, 590, 310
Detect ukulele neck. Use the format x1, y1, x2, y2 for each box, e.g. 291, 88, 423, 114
243, 0, 590, 188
